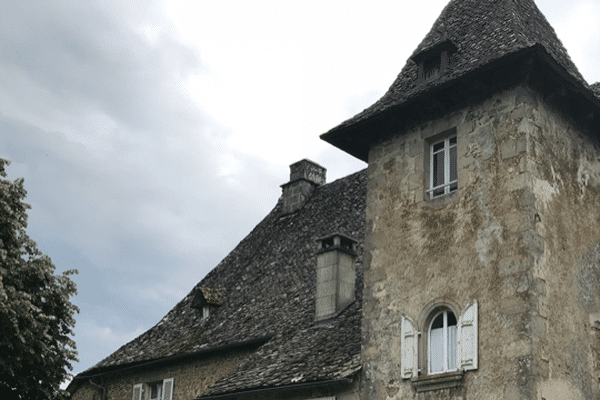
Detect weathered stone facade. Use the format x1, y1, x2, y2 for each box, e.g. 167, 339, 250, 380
69, 1, 600, 399
362, 85, 600, 399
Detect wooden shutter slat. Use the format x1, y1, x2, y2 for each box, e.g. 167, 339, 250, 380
401, 316, 418, 378
162, 378, 174, 400
133, 383, 143, 400
458, 302, 478, 370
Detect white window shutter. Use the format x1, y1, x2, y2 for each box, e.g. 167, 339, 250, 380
458, 302, 478, 370
162, 378, 174, 400
401, 316, 419, 379
133, 383, 143, 400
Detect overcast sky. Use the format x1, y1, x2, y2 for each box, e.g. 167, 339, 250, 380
1, 0, 599, 383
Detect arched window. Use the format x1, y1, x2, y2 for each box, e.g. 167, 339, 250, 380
428, 310, 457, 374
401, 302, 477, 382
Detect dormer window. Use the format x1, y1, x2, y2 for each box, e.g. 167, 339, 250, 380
191, 287, 222, 318
412, 39, 457, 84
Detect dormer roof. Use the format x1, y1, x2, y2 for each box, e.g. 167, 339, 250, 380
191, 287, 223, 309
322, 0, 598, 161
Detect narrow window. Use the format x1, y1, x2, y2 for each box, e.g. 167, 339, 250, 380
149, 382, 162, 400
429, 310, 457, 374
429, 136, 457, 198
202, 305, 210, 319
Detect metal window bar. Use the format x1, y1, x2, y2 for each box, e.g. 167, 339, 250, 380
427, 180, 458, 196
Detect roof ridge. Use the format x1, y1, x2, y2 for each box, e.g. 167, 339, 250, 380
508, 0, 529, 48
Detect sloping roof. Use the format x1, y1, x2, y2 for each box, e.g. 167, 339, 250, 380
202, 300, 361, 397
591, 83, 600, 100
322, 0, 591, 145
77, 169, 367, 392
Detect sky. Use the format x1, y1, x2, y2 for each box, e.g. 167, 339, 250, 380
1, 0, 599, 384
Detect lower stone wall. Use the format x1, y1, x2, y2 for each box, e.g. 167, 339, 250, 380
70, 347, 255, 400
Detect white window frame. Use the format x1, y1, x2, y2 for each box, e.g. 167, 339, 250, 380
428, 135, 458, 198
401, 302, 478, 380
427, 310, 457, 375
133, 378, 173, 400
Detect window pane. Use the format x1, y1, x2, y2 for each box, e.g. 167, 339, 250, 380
433, 152, 444, 187
151, 384, 159, 399
447, 311, 457, 326
431, 313, 444, 329
448, 325, 457, 370
450, 145, 457, 182
433, 141, 444, 152
449, 136, 457, 146
430, 327, 444, 373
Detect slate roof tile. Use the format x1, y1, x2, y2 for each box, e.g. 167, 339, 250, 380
202, 302, 362, 397
591, 83, 600, 100
80, 169, 367, 388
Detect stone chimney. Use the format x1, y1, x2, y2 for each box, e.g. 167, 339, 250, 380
315, 234, 357, 321
280, 159, 326, 215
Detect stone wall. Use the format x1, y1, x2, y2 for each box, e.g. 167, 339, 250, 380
527, 95, 600, 399
70, 348, 255, 400
361, 84, 600, 399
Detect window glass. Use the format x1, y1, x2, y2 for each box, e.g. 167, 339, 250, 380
433, 151, 444, 188
430, 325, 444, 373
430, 135, 458, 198
448, 325, 457, 370
429, 310, 458, 374
150, 382, 162, 399
432, 313, 444, 329
450, 145, 457, 182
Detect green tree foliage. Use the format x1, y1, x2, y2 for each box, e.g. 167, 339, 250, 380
0, 159, 78, 400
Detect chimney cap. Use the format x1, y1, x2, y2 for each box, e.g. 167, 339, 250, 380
316, 233, 358, 255
285, 159, 326, 187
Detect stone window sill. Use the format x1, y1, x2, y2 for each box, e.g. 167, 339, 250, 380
411, 370, 464, 392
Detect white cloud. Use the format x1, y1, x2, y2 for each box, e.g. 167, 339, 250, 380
548, 1, 600, 83
78, 320, 145, 365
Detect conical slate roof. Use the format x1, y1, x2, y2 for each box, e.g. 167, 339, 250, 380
322, 0, 592, 152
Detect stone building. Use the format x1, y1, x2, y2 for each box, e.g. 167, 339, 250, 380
69, 0, 600, 399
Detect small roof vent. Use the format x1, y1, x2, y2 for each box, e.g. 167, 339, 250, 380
191, 287, 222, 310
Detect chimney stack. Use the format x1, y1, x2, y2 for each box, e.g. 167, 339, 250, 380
280, 159, 326, 215
315, 234, 357, 321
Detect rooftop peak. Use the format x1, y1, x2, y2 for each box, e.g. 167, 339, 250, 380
322, 0, 592, 161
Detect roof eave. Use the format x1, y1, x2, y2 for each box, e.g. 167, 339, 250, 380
72, 336, 272, 380
321, 45, 600, 162
198, 377, 356, 400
